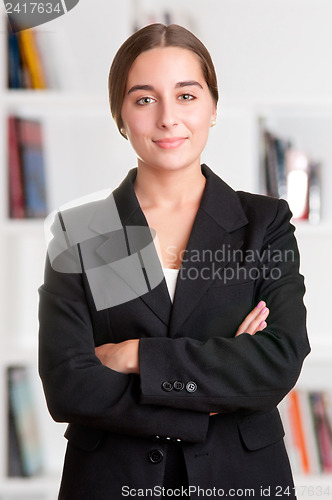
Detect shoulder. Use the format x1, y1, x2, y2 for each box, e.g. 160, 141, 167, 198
202, 165, 292, 229
46, 189, 120, 241
236, 190, 292, 226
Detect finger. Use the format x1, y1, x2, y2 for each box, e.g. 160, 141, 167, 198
235, 301, 266, 336
239, 301, 266, 331
245, 307, 269, 335
257, 320, 267, 332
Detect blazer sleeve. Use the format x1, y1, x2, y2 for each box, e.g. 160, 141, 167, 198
138, 198, 311, 413
38, 233, 209, 444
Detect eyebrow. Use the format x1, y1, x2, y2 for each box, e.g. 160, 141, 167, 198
127, 80, 204, 94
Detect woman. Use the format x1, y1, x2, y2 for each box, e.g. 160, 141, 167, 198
39, 23, 310, 499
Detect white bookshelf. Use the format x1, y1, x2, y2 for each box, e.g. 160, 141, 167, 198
0, 1, 332, 498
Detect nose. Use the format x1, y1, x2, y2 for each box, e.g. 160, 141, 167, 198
157, 99, 178, 129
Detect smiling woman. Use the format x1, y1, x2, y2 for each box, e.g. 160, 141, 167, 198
120, 45, 216, 176
38, 23, 310, 500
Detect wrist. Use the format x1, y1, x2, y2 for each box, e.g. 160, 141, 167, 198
126, 339, 140, 374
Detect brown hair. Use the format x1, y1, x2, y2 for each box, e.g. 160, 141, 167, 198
108, 23, 219, 139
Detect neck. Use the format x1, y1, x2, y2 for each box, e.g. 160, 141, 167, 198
134, 162, 206, 210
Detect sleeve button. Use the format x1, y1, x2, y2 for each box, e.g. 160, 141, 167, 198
162, 381, 173, 392
173, 380, 185, 391
186, 381, 197, 393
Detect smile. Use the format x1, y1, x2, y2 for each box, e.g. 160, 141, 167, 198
153, 137, 187, 149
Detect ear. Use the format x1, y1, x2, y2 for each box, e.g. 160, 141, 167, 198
211, 104, 217, 122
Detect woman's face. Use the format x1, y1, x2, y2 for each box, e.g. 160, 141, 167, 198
121, 46, 217, 174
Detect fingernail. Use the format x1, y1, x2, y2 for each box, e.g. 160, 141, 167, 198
260, 307, 268, 315
259, 321, 266, 328
256, 301, 265, 309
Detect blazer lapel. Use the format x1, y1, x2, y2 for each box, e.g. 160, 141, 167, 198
89, 168, 172, 326
168, 164, 249, 338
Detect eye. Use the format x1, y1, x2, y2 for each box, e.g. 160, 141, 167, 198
136, 97, 156, 105
178, 93, 195, 102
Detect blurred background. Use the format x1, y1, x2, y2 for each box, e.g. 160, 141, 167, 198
0, 1, 332, 498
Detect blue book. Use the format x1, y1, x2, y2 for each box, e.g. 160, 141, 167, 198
8, 366, 43, 477
7, 30, 23, 89
17, 118, 48, 218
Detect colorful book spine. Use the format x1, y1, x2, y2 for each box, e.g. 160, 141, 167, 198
285, 148, 310, 220
7, 22, 47, 89
297, 390, 321, 474
8, 116, 48, 218
261, 127, 321, 223
308, 161, 321, 225
310, 392, 332, 473
18, 29, 47, 89
7, 29, 24, 89
280, 390, 332, 475
7, 116, 25, 218
16, 118, 48, 218
288, 390, 310, 474
7, 366, 43, 477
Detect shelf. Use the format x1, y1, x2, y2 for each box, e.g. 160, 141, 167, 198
0, 474, 61, 496
293, 475, 332, 499
1, 91, 110, 116
1, 219, 45, 234
0, 347, 37, 368
294, 221, 332, 238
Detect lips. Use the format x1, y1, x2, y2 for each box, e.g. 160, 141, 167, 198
153, 137, 187, 149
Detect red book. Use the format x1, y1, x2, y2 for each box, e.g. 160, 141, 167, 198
310, 392, 332, 473
7, 116, 25, 218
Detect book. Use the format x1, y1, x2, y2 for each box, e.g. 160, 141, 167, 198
7, 116, 25, 218
7, 366, 43, 477
16, 118, 48, 218
263, 130, 280, 198
308, 161, 321, 225
285, 148, 310, 220
6, 22, 47, 89
7, 28, 24, 89
279, 395, 302, 474
261, 127, 322, 223
310, 392, 332, 473
7, 403, 24, 477
297, 390, 321, 474
288, 390, 310, 474
18, 29, 47, 89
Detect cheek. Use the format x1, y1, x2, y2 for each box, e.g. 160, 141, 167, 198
189, 116, 211, 145
187, 105, 214, 132
126, 112, 153, 137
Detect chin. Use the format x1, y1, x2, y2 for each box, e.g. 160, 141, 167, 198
140, 154, 200, 172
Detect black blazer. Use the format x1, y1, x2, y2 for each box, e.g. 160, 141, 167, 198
38, 164, 310, 499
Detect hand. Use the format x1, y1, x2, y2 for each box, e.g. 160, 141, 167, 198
235, 301, 269, 337
95, 339, 140, 374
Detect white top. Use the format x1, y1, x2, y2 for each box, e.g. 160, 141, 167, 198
162, 267, 179, 303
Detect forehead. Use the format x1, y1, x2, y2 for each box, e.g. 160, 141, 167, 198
126, 46, 204, 88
